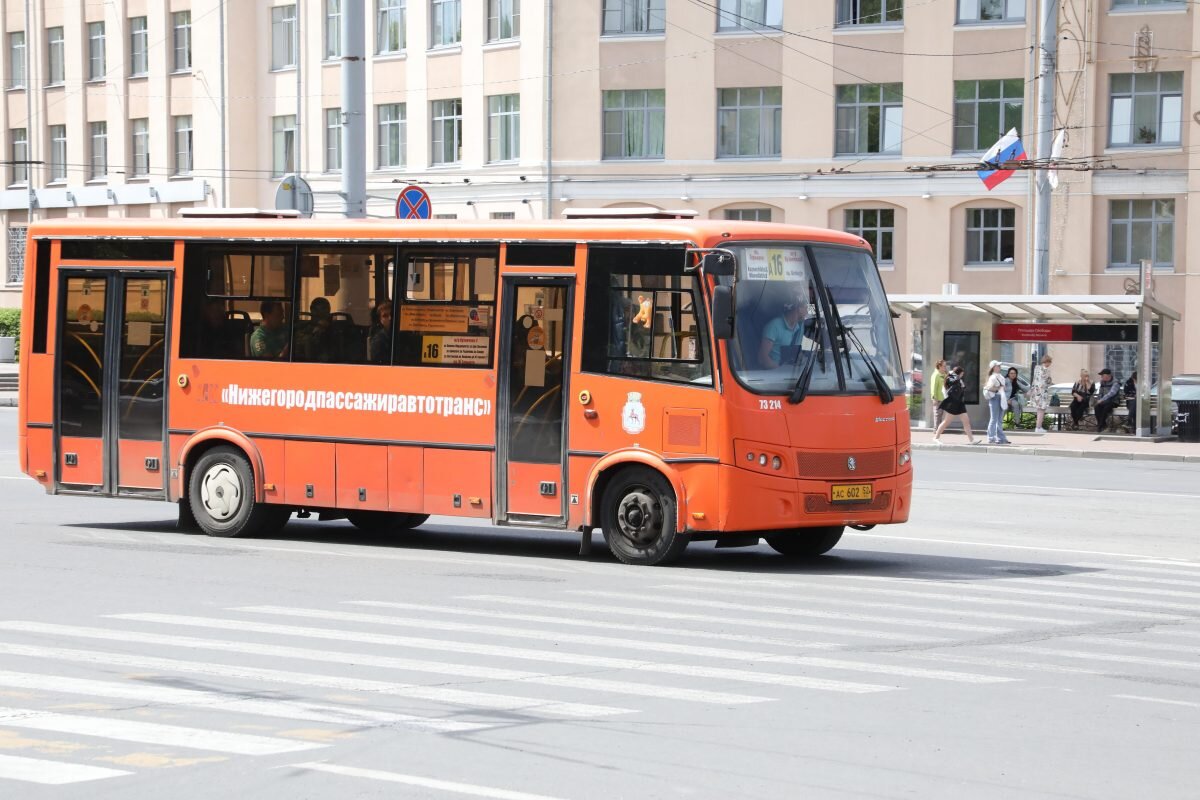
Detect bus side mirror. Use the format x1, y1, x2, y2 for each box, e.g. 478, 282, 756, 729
702, 252, 735, 276
711, 285, 734, 340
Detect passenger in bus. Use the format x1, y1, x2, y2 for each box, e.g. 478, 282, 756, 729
368, 300, 392, 364
250, 300, 289, 360
759, 294, 813, 369
296, 296, 338, 362
200, 297, 244, 359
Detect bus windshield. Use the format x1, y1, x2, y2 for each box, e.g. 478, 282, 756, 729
726, 244, 903, 398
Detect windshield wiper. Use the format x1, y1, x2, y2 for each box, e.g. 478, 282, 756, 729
843, 324, 895, 404
787, 311, 824, 405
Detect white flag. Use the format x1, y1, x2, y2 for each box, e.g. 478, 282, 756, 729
1047, 129, 1065, 190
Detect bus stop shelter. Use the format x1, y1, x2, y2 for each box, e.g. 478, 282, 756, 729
889, 294, 1179, 438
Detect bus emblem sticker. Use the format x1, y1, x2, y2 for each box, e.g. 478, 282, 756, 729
621, 392, 646, 435
847, 457, 857, 471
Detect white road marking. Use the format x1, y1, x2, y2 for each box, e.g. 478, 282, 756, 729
1072, 637, 1200, 656
848, 532, 1191, 560
83, 616, 768, 706
1113, 695, 1200, 710
0, 669, 473, 728
289, 762, 566, 800
905, 652, 1104, 677
1003, 646, 1200, 671
563, 591, 1009, 634
0, 754, 132, 785
1135, 559, 1200, 570
0, 642, 629, 719
1060, 565, 1200, 587
999, 577, 1200, 602
0, 706, 322, 755
915, 480, 1200, 500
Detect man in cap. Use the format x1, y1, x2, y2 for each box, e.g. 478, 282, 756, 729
759, 291, 814, 370
1094, 367, 1121, 432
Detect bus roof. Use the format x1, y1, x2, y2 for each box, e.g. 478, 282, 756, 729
27, 217, 868, 251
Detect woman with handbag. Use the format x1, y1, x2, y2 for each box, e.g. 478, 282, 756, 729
983, 360, 1011, 444
933, 366, 980, 445
1070, 369, 1094, 430
1028, 354, 1054, 433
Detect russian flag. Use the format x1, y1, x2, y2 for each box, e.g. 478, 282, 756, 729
976, 128, 1027, 191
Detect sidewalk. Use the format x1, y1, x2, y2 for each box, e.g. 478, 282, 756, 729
911, 425, 1200, 463
0, 361, 15, 407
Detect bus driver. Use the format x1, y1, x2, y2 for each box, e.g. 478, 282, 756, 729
759, 293, 813, 370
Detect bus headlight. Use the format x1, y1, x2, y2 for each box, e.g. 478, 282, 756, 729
771, 456, 782, 470
898, 450, 911, 467
758, 454, 768, 466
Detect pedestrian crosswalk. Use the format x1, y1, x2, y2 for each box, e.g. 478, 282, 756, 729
1, 554, 1199, 790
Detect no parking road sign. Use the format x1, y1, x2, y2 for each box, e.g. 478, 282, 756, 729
395, 185, 432, 219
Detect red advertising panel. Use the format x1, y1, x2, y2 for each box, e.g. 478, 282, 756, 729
993, 324, 1074, 342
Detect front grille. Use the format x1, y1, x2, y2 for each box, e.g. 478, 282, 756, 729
796, 449, 893, 479
805, 491, 891, 513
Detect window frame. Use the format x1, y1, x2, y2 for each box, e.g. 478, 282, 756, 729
89, 121, 107, 181
603, 89, 666, 160
953, 78, 1024, 153
87, 22, 106, 82
956, 0, 1026, 24
430, 0, 462, 48
835, 83, 904, 156
271, 4, 298, 71
9, 32, 25, 89
1108, 71, 1183, 148
130, 16, 148, 77
601, 0, 665, 35
49, 124, 67, 182
395, 246, 500, 369
272, 114, 297, 177
173, 115, 193, 176
964, 207, 1017, 267
173, 11, 192, 72
1108, 198, 1175, 271
724, 208, 773, 222
376, 0, 406, 55
376, 103, 407, 169
10, 128, 29, 185
431, 98, 463, 166
717, 0, 783, 31
487, 94, 520, 163
488, 0, 520, 41
131, 118, 150, 177
326, 0, 342, 59
717, 86, 783, 159
325, 108, 343, 172
844, 208, 896, 265
46, 26, 65, 86
835, 0, 904, 27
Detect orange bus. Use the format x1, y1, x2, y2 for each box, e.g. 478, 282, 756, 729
17, 213, 911, 565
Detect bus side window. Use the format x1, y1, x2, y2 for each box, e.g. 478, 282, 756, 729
581, 246, 712, 386
293, 246, 395, 365
393, 247, 498, 369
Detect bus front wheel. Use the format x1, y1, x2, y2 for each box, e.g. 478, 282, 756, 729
600, 467, 688, 566
189, 445, 282, 538
765, 526, 844, 557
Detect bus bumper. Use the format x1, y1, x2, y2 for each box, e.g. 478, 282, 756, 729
717, 464, 911, 532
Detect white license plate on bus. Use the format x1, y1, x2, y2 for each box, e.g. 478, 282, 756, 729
831, 484, 872, 503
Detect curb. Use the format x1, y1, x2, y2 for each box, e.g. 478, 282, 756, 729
912, 442, 1200, 463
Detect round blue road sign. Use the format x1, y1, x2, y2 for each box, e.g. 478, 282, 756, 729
395, 185, 432, 220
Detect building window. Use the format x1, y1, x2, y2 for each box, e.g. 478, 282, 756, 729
954, 79, 1023, 152
957, 0, 1025, 23
6, 225, 26, 285
9, 32, 25, 89
602, 0, 665, 34
46, 27, 64, 86
845, 208, 895, 263
131, 118, 150, 177
1109, 199, 1174, 270
271, 5, 297, 70
431, 98, 463, 165
90, 121, 107, 180
965, 208, 1015, 265
718, 87, 782, 158
488, 0, 520, 40
717, 0, 783, 30
174, 115, 193, 175
377, 103, 407, 168
835, 83, 903, 155
603, 90, 666, 159
434, 213, 458, 219
490, 211, 515, 219
130, 17, 148, 76
836, 0, 903, 26
272, 115, 296, 176
487, 94, 520, 163
326, 0, 342, 58
325, 108, 342, 172
1109, 72, 1182, 147
431, 0, 462, 47
173, 11, 192, 72
88, 23, 105, 81
377, 0, 405, 54
49, 125, 67, 182
10, 129, 28, 185
725, 208, 773, 222
1112, 0, 1183, 5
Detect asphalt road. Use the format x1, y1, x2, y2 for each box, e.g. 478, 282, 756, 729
1, 409, 1198, 799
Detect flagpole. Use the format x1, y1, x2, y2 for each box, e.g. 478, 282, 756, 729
1032, 0, 1058, 304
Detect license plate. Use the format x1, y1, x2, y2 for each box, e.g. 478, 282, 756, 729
831, 483, 872, 503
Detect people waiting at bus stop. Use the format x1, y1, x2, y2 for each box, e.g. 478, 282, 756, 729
1094, 368, 1120, 432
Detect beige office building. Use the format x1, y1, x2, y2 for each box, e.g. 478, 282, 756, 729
2, 0, 1197, 375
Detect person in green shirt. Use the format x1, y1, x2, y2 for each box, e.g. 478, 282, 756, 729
250, 300, 289, 360
930, 359, 948, 430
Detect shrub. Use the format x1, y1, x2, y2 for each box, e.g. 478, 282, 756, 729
0, 308, 20, 359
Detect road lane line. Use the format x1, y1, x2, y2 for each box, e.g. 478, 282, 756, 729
847, 532, 1192, 560
905, 653, 1105, 677
0, 754, 131, 785
996, 577, 1200, 602
562, 591, 1009, 634
91, 616, 768, 705
1071, 563, 1200, 583
0, 642, 629, 719
1003, 646, 1200, 670
1076, 636, 1200, 656
289, 762, 566, 800
1113, 695, 1200, 710
0, 706, 322, 755
914, 480, 1200, 500
0, 669, 476, 728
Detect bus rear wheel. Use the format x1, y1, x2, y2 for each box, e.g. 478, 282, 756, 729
346, 511, 429, 532
600, 467, 688, 566
189, 445, 283, 538
765, 526, 845, 557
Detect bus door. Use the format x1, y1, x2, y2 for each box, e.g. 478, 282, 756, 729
55, 270, 170, 497
496, 276, 573, 525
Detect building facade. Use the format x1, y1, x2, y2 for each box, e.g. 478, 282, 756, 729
2, 0, 1197, 374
